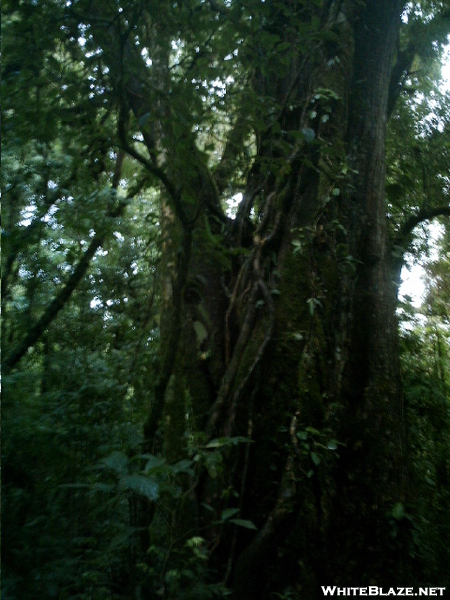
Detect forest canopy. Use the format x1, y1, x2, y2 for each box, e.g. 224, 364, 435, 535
2, 1, 450, 598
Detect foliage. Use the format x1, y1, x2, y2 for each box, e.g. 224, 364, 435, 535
2, 0, 450, 597
398, 234, 450, 581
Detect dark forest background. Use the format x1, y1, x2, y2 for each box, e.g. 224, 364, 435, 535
2, 1, 450, 598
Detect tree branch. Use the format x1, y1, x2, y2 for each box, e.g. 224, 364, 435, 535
117, 110, 190, 228
396, 204, 450, 246
387, 41, 417, 118
3, 155, 139, 374
3, 230, 106, 375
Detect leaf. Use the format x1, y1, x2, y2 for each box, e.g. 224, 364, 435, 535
392, 502, 405, 520
310, 452, 321, 466
276, 41, 292, 52
119, 474, 159, 501
221, 508, 239, 521
108, 527, 140, 552
206, 438, 224, 448
172, 459, 195, 475
206, 436, 249, 448
92, 482, 115, 492
193, 320, 208, 345
327, 440, 338, 450
101, 451, 128, 474
138, 112, 151, 127
59, 483, 90, 489
144, 455, 167, 472
185, 536, 204, 548
230, 519, 258, 530
197, 302, 212, 326
302, 127, 316, 143
305, 426, 321, 435
205, 451, 222, 478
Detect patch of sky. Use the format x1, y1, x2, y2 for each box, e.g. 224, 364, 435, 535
226, 193, 242, 219
398, 42, 450, 307
141, 48, 153, 66
90, 296, 103, 309
19, 205, 37, 227
399, 222, 445, 309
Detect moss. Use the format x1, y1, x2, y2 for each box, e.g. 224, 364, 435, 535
162, 318, 216, 461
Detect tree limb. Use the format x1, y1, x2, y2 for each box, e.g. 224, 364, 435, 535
3, 230, 107, 375
395, 204, 450, 246
3, 155, 137, 374
117, 108, 190, 228
387, 41, 417, 118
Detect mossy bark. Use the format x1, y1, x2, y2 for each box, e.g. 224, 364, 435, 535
149, 1, 412, 596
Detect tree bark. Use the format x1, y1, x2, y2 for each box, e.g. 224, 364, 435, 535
90, 0, 420, 594
228, 3, 412, 593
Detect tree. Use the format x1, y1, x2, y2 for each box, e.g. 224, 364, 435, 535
398, 232, 450, 583
2, 0, 449, 598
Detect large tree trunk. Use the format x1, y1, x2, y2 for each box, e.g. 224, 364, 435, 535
141, 0, 412, 596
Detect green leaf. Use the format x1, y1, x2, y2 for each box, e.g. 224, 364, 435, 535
392, 502, 405, 520
311, 452, 321, 466
302, 127, 316, 143
230, 518, 258, 530
101, 451, 128, 474
193, 320, 208, 345
138, 112, 151, 127
143, 455, 167, 472
205, 451, 222, 478
172, 459, 195, 475
119, 474, 159, 501
221, 508, 239, 521
305, 426, 321, 435
206, 436, 249, 448
185, 536, 204, 548
327, 440, 338, 450
276, 41, 293, 52
92, 482, 115, 492
108, 527, 140, 552
205, 438, 224, 448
